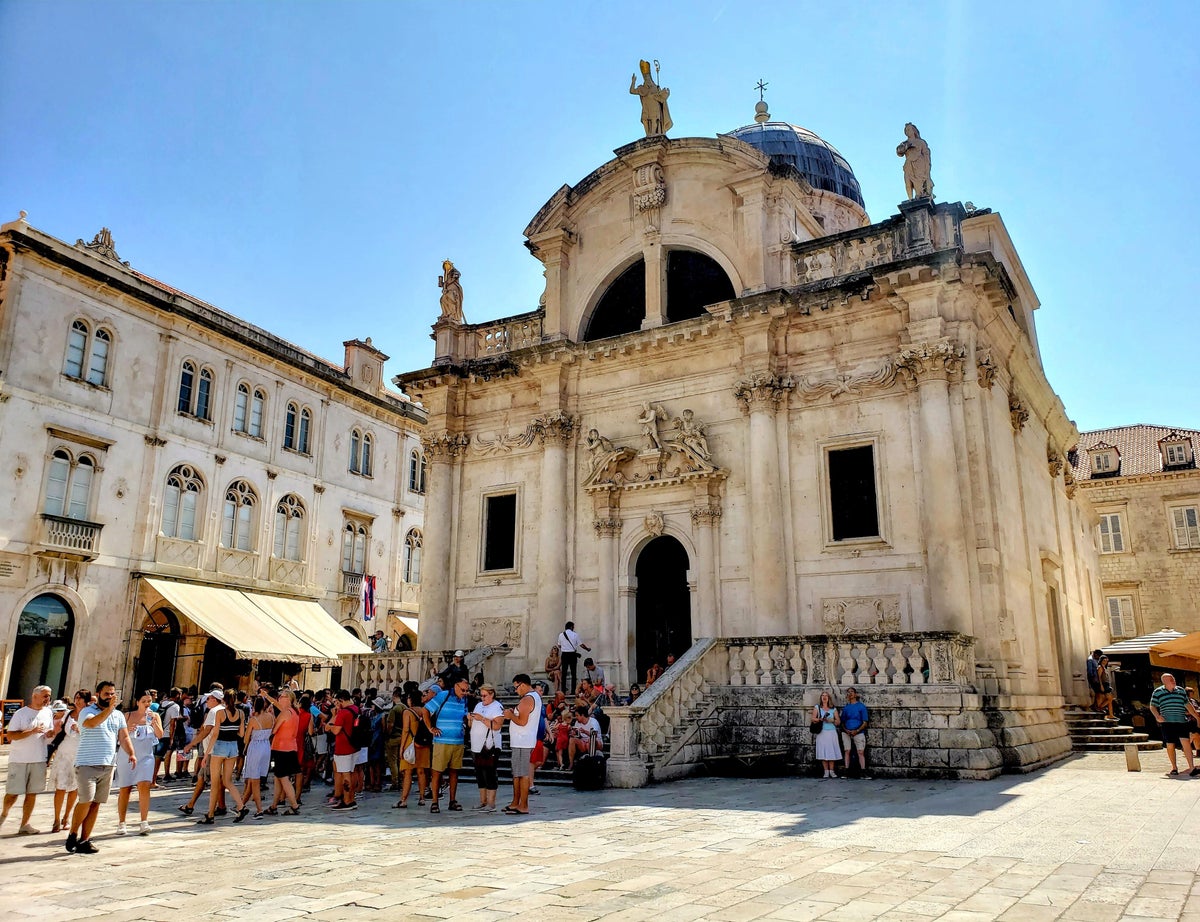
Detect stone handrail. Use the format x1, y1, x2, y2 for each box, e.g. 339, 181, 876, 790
344, 645, 511, 690
474, 313, 543, 357
40, 513, 102, 556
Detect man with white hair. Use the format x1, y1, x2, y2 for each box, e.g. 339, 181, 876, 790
1, 684, 57, 834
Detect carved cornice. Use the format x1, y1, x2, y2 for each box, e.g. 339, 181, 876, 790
423, 431, 470, 461
794, 358, 897, 402
733, 372, 794, 412
1009, 394, 1029, 432
895, 339, 967, 384
594, 517, 623, 537
975, 349, 997, 390
690, 504, 723, 527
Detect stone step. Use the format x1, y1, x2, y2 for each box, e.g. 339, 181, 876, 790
1072, 733, 1152, 744
1072, 740, 1163, 752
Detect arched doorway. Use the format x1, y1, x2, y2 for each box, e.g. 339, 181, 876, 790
134, 608, 179, 696
7, 594, 73, 699
634, 536, 692, 682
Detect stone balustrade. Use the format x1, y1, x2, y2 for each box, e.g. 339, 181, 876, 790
474, 312, 543, 357
344, 644, 511, 690
39, 513, 102, 559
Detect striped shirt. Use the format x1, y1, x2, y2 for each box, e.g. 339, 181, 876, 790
1151, 686, 1191, 722
74, 703, 127, 767
428, 689, 467, 746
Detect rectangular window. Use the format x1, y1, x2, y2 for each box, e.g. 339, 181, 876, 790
1171, 505, 1200, 549
1106, 596, 1136, 638
1098, 513, 1125, 554
1165, 443, 1189, 466
249, 393, 264, 438
828, 445, 880, 541
482, 493, 518, 571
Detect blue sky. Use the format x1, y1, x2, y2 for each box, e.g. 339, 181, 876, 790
2, 2, 1196, 432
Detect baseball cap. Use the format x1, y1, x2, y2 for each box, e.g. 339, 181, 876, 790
206, 690, 225, 702
454, 650, 464, 657
51, 700, 70, 713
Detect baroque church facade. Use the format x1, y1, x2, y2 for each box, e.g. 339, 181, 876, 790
398, 95, 1106, 779
0, 217, 428, 700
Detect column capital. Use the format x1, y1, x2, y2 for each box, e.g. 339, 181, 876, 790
896, 338, 966, 384
733, 372, 794, 413
594, 517, 623, 537
690, 504, 723, 527
422, 431, 470, 462
532, 409, 577, 447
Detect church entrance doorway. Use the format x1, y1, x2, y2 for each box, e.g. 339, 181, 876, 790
134, 608, 179, 696
634, 536, 692, 683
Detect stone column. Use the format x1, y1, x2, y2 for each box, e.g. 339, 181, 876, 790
417, 432, 468, 652
593, 488, 622, 673
897, 339, 973, 636
691, 496, 721, 638
733, 374, 793, 634
534, 411, 576, 652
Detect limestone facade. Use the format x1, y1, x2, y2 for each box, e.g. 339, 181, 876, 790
0, 217, 427, 699
397, 121, 1107, 775
1074, 425, 1200, 639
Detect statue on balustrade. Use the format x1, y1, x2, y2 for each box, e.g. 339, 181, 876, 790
438, 259, 464, 322
896, 122, 934, 200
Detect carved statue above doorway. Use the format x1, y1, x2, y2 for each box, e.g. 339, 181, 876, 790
582, 404, 726, 491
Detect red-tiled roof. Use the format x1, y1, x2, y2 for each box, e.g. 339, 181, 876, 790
1074, 424, 1200, 481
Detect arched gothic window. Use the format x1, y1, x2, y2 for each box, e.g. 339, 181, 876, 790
350, 429, 361, 473
63, 320, 112, 387
220, 480, 258, 551
284, 402, 298, 449
403, 528, 422, 584
341, 521, 368, 574
408, 449, 427, 494
178, 361, 215, 419
273, 494, 306, 561
161, 464, 204, 540
43, 449, 96, 520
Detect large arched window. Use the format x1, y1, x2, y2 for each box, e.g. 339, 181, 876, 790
583, 250, 735, 341
43, 449, 95, 520
178, 360, 214, 419
65, 320, 88, 378
63, 320, 112, 387
348, 428, 373, 476
220, 480, 258, 551
6, 594, 73, 700
88, 329, 111, 386
283, 402, 298, 449
250, 388, 266, 438
408, 449, 427, 494
178, 361, 195, 413
341, 521, 368, 574
273, 494, 306, 561
161, 464, 204, 540
403, 528, 422, 584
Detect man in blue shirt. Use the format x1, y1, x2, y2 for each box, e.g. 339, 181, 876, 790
840, 687, 870, 778
67, 681, 135, 854
427, 678, 470, 813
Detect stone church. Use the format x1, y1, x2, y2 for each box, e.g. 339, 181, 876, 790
397, 88, 1104, 779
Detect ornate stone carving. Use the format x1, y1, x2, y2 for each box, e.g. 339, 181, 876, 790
143, 434, 167, 448
975, 349, 997, 390
896, 339, 966, 383
1047, 445, 1064, 478
437, 260, 464, 322
1063, 465, 1077, 499
75, 227, 130, 266
896, 123, 934, 200
632, 163, 667, 212
531, 409, 577, 446
594, 517, 623, 537
1009, 393, 1029, 432
423, 431, 470, 461
733, 373, 794, 412
794, 358, 898, 401
672, 409, 709, 461
629, 59, 672, 137
637, 402, 667, 450
584, 429, 633, 478
643, 511, 665, 537
470, 617, 522, 648
690, 503, 722, 527
583, 406, 726, 490
821, 596, 905, 634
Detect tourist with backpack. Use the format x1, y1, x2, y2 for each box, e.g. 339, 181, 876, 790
327, 690, 360, 811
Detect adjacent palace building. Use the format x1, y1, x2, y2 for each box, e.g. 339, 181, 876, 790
0, 218, 427, 700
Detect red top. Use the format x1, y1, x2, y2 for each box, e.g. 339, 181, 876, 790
332, 707, 357, 756
272, 709, 298, 752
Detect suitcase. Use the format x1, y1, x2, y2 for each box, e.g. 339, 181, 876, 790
573, 730, 606, 791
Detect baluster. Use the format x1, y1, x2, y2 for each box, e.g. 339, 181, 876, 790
728, 644, 744, 686
757, 645, 773, 686
887, 641, 907, 684
852, 642, 870, 684
909, 643, 928, 684
868, 642, 887, 684
838, 642, 856, 686
789, 643, 806, 685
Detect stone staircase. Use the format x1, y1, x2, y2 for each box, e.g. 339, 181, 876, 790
1064, 707, 1161, 752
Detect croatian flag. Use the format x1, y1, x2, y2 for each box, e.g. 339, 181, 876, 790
362, 575, 376, 621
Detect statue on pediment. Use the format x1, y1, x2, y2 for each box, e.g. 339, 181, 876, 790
897, 123, 934, 200
637, 401, 667, 450
674, 409, 710, 462
630, 59, 673, 137
438, 259, 464, 322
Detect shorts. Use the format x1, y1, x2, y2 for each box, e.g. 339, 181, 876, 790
75, 765, 115, 804
841, 731, 867, 752
5, 761, 47, 795
272, 750, 300, 777
511, 747, 533, 778
1161, 721, 1193, 745
210, 740, 239, 759
431, 743, 464, 773
333, 753, 357, 774
355, 747, 368, 766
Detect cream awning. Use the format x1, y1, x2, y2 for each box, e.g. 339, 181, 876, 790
397, 616, 419, 635
145, 578, 371, 664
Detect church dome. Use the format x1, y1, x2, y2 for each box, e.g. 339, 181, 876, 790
726, 120, 864, 208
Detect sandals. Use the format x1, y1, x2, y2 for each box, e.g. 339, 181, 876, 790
178, 805, 194, 816
282, 806, 300, 816
502, 807, 528, 815
263, 806, 279, 816
429, 804, 440, 813
196, 815, 215, 825
393, 801, 407, 809
448, 801, 463, 811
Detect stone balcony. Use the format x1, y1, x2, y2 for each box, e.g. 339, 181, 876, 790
155, 535, 202, 569
38, 513, 103, 560
341, 570, 364, 598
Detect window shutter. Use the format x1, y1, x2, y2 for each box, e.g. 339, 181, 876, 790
1109, 515, 1123, 552
1107, 597, 1135, 638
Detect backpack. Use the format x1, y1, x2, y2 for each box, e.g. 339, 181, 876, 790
350, 707, 372, 749
167, 703, 188, 748
190, 702, 206, 730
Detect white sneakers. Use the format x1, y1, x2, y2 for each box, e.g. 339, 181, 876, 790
116, 823, 127, 836
139, 821, 151, 835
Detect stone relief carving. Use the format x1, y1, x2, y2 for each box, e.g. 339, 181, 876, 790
1047, 445, 1064, 478
643, 511, 665, 537
582, 405, 726, 490
796, 234, 895, 284
690, 503, 722, 527
732, 372, 795, 412
437, 259, 464, 322
75, 227, 130, 266
470, 617, 522, 648
474, 411, 577, 455
794, 358, 898, 402
1009, 393, 1029, 432
822, 596, 904, 635
896, 339, 967, 383
594, 516, 623, 537
423, 431, 470, 461
896, 122, 934, 200
975, 349, 997, 389
632, 163, 666, 212
1063, 466, 1077, 499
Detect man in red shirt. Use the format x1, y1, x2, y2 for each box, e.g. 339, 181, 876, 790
327, 691, 358, 810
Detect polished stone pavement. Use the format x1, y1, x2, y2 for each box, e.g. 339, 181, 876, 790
2, 749, 1199, 922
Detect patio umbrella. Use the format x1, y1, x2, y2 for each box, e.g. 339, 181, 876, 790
1149, 632, 1200, 673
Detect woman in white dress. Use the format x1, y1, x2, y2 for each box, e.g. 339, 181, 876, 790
114, 691, 164, 835
240, 696, 274, 817
49, 691, 89, 832
812, 691, 842, 779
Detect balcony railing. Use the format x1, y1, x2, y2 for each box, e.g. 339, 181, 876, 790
341, 570, 364, 598
39, 514, 102, 559
474, 312, 543, 356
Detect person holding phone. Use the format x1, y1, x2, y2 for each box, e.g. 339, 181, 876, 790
66, 681, 135, 854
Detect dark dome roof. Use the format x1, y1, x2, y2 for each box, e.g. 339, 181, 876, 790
726, 121, 864, 207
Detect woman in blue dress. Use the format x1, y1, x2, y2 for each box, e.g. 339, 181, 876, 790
114, 692, 163, 835
240, 696, 274, 817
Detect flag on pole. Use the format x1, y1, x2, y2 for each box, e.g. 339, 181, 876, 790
362, 575, 376, 621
